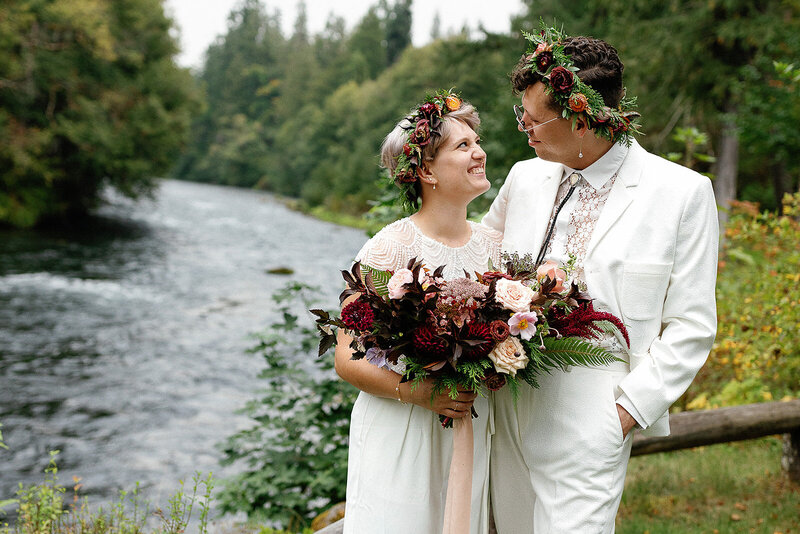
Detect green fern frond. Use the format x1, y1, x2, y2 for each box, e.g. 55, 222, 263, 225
361, 264, 393, 298
530, 337, 623, 370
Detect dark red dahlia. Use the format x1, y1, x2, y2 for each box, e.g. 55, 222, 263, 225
549, 66, 574, 94
341, 299, 375, 331
413, 324, 450, 359
461, 322, 494, 361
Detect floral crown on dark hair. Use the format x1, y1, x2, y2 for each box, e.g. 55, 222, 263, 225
522, 23, 642, 146
391, 89, 463, 204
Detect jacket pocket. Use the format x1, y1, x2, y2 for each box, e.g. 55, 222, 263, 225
621, 262, 672, 321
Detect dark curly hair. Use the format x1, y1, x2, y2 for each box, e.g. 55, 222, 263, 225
510, 36, 625, 112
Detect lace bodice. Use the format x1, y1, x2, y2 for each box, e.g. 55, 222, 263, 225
355, 217, 503, 281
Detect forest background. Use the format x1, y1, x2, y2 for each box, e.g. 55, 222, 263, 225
3, 0, 800, 228
1, 0, 799, 531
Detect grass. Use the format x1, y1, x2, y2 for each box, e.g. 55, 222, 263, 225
617, 437, 800, 533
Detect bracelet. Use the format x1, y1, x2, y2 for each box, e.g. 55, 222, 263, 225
395, 382, 407, 404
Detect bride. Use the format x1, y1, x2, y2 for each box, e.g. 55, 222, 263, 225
334, 90, 502, 534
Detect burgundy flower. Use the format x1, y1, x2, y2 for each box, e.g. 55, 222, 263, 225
484, 371, 507, 391
535, 51, 554, 72
461, 322, 494, 361
481, 271, 512, 283
489, 320, 510, 342
341, 299, 375, 331
413, 324, 450, 359
395, 167, 418, 184
410, 119, 431, 146
418, 103, 437, 116
547, 301, 630, 348
549, 66, 574, 94
402, 143, 413, 157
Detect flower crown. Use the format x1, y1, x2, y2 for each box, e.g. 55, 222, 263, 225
522, 24, 642, 146
392, 89, 463, 206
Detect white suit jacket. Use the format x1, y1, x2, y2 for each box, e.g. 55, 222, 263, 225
483, 140, 718, 436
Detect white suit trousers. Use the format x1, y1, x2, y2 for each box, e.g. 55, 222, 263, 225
491, 366, 634, 533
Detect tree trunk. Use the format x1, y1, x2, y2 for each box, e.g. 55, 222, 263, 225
771, 161, 791, 211
713, 109, 739, 234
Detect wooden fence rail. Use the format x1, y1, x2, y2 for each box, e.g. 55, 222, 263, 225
631, 399, 800, 459
316, 399, 800, 533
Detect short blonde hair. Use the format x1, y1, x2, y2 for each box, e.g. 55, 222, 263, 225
380, 101, 480, 208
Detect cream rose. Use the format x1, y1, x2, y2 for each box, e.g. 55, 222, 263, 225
387, 268, 414, 299
494, 278, 535, 313
487, 336, 529, 377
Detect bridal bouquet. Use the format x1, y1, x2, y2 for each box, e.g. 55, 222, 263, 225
312, 252, 629, 425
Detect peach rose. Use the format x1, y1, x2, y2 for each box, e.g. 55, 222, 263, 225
494, 278, 535, 313
488, 336, 529, 377
387, 268, 414, 299
536, 260, 567, 293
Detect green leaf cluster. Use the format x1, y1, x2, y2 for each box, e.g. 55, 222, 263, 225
0, 0, 202, 228
217, 283, 357, 531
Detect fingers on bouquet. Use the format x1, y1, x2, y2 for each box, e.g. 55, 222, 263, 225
311, 252, 630, 427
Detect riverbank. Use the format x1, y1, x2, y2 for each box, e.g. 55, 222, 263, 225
277, 197, 373, 233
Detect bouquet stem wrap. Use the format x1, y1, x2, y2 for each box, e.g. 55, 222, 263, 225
441, 415, 473, 534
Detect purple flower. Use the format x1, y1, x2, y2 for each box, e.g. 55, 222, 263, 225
365, 347, 390, 370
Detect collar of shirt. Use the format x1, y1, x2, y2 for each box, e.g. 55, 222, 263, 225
560, 142, 629, 190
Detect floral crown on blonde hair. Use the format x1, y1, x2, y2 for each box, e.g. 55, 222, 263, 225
391, 89, 463, 200
523, 23, 642, 146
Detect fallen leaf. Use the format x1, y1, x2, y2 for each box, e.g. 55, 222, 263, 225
735, 502, 747, 511
731, 513, 742, 521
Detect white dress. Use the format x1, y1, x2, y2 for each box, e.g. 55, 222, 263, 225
343, 217, 503, 534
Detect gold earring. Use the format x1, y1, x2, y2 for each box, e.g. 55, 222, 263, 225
578, 137, 584, 159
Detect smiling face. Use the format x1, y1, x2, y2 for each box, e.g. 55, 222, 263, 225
519, 83, 581, 165
423, 119, 489, 203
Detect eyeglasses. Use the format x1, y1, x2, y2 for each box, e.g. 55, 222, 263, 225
513, 104, 560, 134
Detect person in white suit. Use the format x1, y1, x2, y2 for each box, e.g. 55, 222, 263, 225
483, 27, 719, 532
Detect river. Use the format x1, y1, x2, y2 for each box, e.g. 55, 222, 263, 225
0, 179, 366, 510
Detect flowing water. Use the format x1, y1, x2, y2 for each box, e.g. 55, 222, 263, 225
0, 180, 366, 509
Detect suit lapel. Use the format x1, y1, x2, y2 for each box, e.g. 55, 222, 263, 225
586, 142, 645, 258
529, 164, 563, 254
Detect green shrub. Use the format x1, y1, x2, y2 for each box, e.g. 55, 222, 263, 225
217, 283, 356, 531
684, 193, 800, 409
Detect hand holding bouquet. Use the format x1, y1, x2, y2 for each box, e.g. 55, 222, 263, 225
312, 252, 629, 426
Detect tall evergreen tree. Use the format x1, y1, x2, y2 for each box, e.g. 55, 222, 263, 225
385, 0, 412, 65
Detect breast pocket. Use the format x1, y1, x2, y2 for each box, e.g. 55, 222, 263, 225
621, 262, 672, 321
